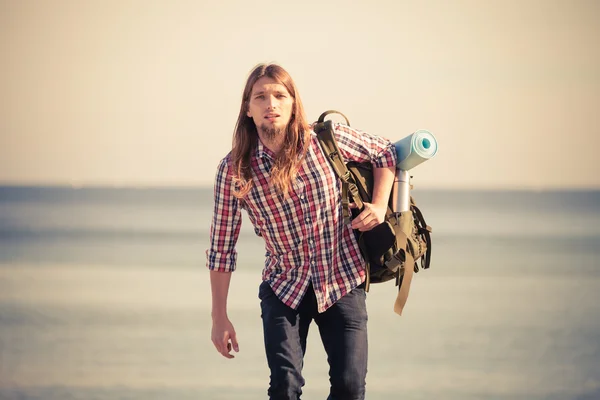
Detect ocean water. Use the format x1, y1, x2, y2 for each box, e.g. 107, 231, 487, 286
0, 186, 599, 400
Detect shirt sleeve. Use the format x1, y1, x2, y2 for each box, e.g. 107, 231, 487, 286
206, 155, 242, 272
333, 123, 397, 168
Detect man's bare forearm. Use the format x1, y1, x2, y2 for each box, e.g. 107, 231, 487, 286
210, 270, 232, 319
371, 166, 396, 208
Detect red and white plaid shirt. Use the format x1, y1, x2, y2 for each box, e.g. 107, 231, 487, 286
206, 124, 397, 312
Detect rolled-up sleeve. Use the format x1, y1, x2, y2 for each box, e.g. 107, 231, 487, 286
206, 155, 242, 272
334, 123, 397, 168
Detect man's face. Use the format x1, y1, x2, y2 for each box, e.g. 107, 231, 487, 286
247, 77, 294, 140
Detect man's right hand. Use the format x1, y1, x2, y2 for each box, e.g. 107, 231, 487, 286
211, 316, 239, 359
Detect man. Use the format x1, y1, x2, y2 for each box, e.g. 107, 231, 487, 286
207, 63, 397, 400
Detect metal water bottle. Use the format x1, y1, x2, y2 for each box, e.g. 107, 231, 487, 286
395, 169, 411, 212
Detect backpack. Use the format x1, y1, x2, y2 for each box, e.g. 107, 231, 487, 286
313, 110, 432, 315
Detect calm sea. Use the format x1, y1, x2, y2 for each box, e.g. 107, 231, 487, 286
0, 186, 599, 399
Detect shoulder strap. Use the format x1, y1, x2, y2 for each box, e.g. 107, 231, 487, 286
317, 110, 350, 125
314, 112, 365, 223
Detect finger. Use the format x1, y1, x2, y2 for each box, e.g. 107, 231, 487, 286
356, 209, 370, 221
214, 340, 225, 356
221, 333, 231, 358
352, 212, 373, 229
348, 202, 357, 209
351, 212, 368, 228
359, 221, 378, 231
221, 347, 233, 358
231, 332, 239, 353
357, 215, 378, 231
221, 332, 234, 359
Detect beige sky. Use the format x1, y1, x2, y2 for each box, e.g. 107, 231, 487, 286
1, 0, 599, 189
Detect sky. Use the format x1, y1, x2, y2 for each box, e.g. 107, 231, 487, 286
1, 0, 599, 190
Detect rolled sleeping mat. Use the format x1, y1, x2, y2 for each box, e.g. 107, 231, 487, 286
394, 129, 438, 171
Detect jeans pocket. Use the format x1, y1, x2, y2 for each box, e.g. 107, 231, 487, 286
258, 280, 274, 301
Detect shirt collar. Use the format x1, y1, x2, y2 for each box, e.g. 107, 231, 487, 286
255, 137, 276, 161
254, 131, 317, 161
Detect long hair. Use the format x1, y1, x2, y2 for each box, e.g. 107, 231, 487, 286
230, 63, 311, 199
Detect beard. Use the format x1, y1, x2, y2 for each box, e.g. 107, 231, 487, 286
259, 123, 285, 142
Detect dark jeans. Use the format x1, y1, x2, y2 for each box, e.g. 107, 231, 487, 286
258, 281, 368, 400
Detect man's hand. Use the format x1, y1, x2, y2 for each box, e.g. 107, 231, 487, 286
350, 202, 387, 231
211, 315, 239, 359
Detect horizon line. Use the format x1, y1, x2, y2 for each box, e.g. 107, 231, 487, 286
0, 182, 599, 192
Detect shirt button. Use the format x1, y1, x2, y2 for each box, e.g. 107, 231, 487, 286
299, 194, 305, 200
305, 217, 311, 223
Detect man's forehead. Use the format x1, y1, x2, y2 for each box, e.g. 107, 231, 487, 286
251, 78, 290, 94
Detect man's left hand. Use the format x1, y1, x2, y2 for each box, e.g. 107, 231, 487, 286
350, 202, 386, 231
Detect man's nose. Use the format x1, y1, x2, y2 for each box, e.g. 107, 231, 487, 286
267, 95, 278, 109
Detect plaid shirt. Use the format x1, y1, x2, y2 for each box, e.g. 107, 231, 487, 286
206, 124, 397, 313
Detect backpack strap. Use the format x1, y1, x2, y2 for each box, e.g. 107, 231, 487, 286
384, 213, 408, 272
412, 204, 432, 270
386, 209, 420, 315
317, 110, 350, 126
393, 250, 415, 316
314, 114, 365, 224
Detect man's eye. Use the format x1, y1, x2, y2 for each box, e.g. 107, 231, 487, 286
276, 94, 287, 98
256, 95, 264, 99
